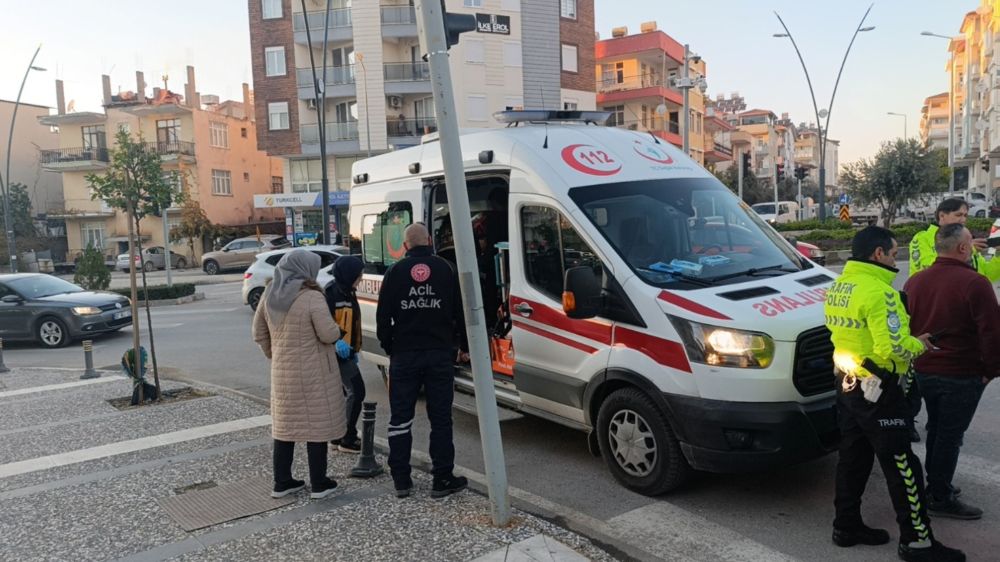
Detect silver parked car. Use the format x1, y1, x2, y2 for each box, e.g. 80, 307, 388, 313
202, 235, 291, 275
116, 246, 188, 272
241, 245, 347, 310
0, 274, 132, 348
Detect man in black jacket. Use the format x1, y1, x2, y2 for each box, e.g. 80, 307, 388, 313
376, 223, 468, 499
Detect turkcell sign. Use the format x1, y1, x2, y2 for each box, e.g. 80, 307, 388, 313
254, 191, 350, 208
476, 13, 510, 35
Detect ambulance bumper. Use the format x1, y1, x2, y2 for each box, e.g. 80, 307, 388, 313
662, 393, 839, 473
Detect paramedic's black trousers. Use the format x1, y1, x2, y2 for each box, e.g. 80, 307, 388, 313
834, 375, 932, 544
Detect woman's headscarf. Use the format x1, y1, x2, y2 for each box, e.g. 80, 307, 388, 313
263, 249, 321, 326
332, 255, 364, 292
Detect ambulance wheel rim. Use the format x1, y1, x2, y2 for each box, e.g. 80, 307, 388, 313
608, 408, 657, 477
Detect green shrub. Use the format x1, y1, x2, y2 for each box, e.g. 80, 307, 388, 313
73, 245, 111, 290
113, 283, 196, 301
798, 229, 856, 242
775, 218, 854, 232
966, 217, 994, 233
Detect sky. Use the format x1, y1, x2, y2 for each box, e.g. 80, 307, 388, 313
0, 0, 973, 163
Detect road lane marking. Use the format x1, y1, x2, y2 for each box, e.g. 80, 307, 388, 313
0, 415, 272, 479
0, 376, 122, 399
150, 308, 240, 315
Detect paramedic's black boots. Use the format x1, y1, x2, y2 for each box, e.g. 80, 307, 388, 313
832, 524, 890, 547
898, 540, 966, 562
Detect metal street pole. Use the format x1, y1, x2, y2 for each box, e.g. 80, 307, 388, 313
887, 111, 907, 139
922, 31, 957, 191
414, 0, 510, 527
162, 209, 172, 287
3, 44, 45, 273
774, 4, 874, 221
358, 54, 372, 157
737, 148, 744, 201
301, 0, 333, 245
681, 44, 690, 155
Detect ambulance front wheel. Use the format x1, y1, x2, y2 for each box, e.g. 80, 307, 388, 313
597, 387, 690, 496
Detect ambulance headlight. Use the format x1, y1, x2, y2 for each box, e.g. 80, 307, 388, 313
669, 316, 775, 369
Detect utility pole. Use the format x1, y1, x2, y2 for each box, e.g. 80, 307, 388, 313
414, 0, 510, 527
162, 209, 172, 287
681, 44, 690, 155
125, 194, 142, 403
301, 0, 333, 245
737, 149, 744, 202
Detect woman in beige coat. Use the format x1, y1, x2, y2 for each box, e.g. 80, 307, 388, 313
253, 249, 346, 499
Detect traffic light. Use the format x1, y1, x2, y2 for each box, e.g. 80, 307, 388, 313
776, 163, 785, 182
794, 166, 808, 180
741, 152, 752, 175
982, 158, 990, 172
442, 0, 477, 50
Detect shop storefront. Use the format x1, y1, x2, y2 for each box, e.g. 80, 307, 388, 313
253, 192, 350, 246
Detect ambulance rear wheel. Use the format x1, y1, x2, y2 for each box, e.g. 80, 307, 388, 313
597, 387, 689, 496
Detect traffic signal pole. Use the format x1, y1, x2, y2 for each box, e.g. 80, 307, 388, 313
414, 0, 511, 526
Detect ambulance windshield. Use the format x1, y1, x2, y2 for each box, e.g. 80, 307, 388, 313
569, 178, 808, 289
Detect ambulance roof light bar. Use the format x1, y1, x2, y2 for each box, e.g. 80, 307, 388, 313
493, 110, 612, 126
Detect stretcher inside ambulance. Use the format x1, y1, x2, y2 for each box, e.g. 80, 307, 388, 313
348, 111, 838, 495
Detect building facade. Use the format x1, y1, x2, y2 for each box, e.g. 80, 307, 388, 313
38, 68, 282, 263
920, 92, 950, 150
0, 100, 62, 217
248, 0, 595, 240
594, 22, 707, 165
793, 126, 839, 191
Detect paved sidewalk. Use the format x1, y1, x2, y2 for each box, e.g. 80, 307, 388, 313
0, 368, 616, 562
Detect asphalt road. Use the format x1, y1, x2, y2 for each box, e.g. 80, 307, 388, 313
6, 262, 1000, 561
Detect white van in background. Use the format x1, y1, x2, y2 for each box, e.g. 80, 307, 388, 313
751, 201, 800, 224
347, 111, 837, 495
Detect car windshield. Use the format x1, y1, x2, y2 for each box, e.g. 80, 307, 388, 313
752, 203, 776, 214
569, 178, 807, 289
7, 275, 84, 298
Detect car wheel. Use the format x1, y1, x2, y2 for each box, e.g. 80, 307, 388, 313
143, 261, 155, 272
248, 288, 264, 311
176, 257, 187, 269
204, 260, 220, 275
596, 387, 690, 496
977, 210, 986, 218
36, 316, 70, 348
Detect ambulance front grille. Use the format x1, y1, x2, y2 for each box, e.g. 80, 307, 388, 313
793, 326, 835, 396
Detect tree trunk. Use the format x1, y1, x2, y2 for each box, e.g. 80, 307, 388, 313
134, 214, 161, 400
126, 197, 143, 404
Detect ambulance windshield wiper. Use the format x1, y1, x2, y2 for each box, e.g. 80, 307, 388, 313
708, 264, 799, 282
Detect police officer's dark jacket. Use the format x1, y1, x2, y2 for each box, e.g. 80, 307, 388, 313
376, 245, 464, 355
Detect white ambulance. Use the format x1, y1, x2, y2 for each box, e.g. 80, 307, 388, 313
348, 111, 838, 496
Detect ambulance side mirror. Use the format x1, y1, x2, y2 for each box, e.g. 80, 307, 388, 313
563, 266, 601, 319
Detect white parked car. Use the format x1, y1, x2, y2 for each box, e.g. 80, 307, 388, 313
116, 246, 188, 272
751, 201, 800, 224
241, 245, 349, 310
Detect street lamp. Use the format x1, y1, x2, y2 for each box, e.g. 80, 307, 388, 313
1, 45, 46, 273
773, 5, 875, 221
922, 30, 957, 191
887, 111, 908, 139
300, 0, 333, 245
675, 45, 705, 155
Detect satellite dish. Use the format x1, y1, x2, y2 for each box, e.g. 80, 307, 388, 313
655, 104, 668, 116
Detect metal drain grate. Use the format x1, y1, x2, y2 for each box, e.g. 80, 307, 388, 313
158, 475, 294, 531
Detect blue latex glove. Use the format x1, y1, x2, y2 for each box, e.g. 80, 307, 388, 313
335, 340, 352, 359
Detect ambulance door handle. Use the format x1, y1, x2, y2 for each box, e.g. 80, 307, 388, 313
514, 303, 533, 317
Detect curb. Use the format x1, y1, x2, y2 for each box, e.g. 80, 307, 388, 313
131, 292, 205, 308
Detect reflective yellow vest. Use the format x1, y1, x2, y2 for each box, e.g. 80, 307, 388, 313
909, 224, 1000, 281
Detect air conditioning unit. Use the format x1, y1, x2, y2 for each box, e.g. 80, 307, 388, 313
306, 99, 318, 110
388, 96, 402, 108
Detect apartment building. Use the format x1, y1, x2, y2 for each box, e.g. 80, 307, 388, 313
793, 126, 839, 190
594, 22, 707, 165
702, 112, 733, 171
723, 109, 780, 187
0, 100, 62, 217
38, 67, 282, 263
919, 92, 950, 150
247, 0, 595, 239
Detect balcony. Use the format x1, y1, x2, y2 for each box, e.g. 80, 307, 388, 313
387, 118, 438, 147
46, 197, 116, 219
293, 8, 352, 44
300, 121, 360, 156
296, 65, 357, 100
383, 62, 432, 95
596, 73, 683, 106
40, 147, 109, 172
704, 141, 733, 163
144, 141, 196, 163
381, 5, 417, 38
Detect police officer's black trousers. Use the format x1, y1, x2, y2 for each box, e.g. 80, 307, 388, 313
387, 348, 456, 484
833, 376, 932, 545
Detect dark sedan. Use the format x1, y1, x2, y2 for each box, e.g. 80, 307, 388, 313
0, 274, 132, 348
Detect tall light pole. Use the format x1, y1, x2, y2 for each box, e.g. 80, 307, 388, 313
1, 44, 46, 273
675, 46, 705, 156
774, 5, 874, 220
887, 111, 907, 139
922, 31, 957, 192
357, 53, 372, 158
301, 0, 333, 245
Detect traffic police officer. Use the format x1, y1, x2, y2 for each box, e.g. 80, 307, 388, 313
826, 226, 965, 562
376, 223, 469, 499
909, 197, 1000, 280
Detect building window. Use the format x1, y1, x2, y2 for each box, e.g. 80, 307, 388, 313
244, 172, 251, 182
503, 41, 522, 67
463, 0, 483, 7
361, 202, 413, 274
268, 102, 290, 130
520, 205, 602, 302
209, 121, 229, 148
560, 0, 577, 19
603, 105, 625, 127
81, 125, 106, 150
564, 101, 578, 111
561, 44, 578, 73
265, 46, 286, 77
500, 0, 519, 11
465, 39, 485, 64
467, 95, 488, 122
291, 159, 324, 193
241, 127, 248, 138
156, 119, 180, 146
271, 176, 284, 194
262, 0, 282, 19
81, 222, 106, 250
212, 170, 232, 196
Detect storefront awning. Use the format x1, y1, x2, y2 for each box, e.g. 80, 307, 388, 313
254, 191, 350, 209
